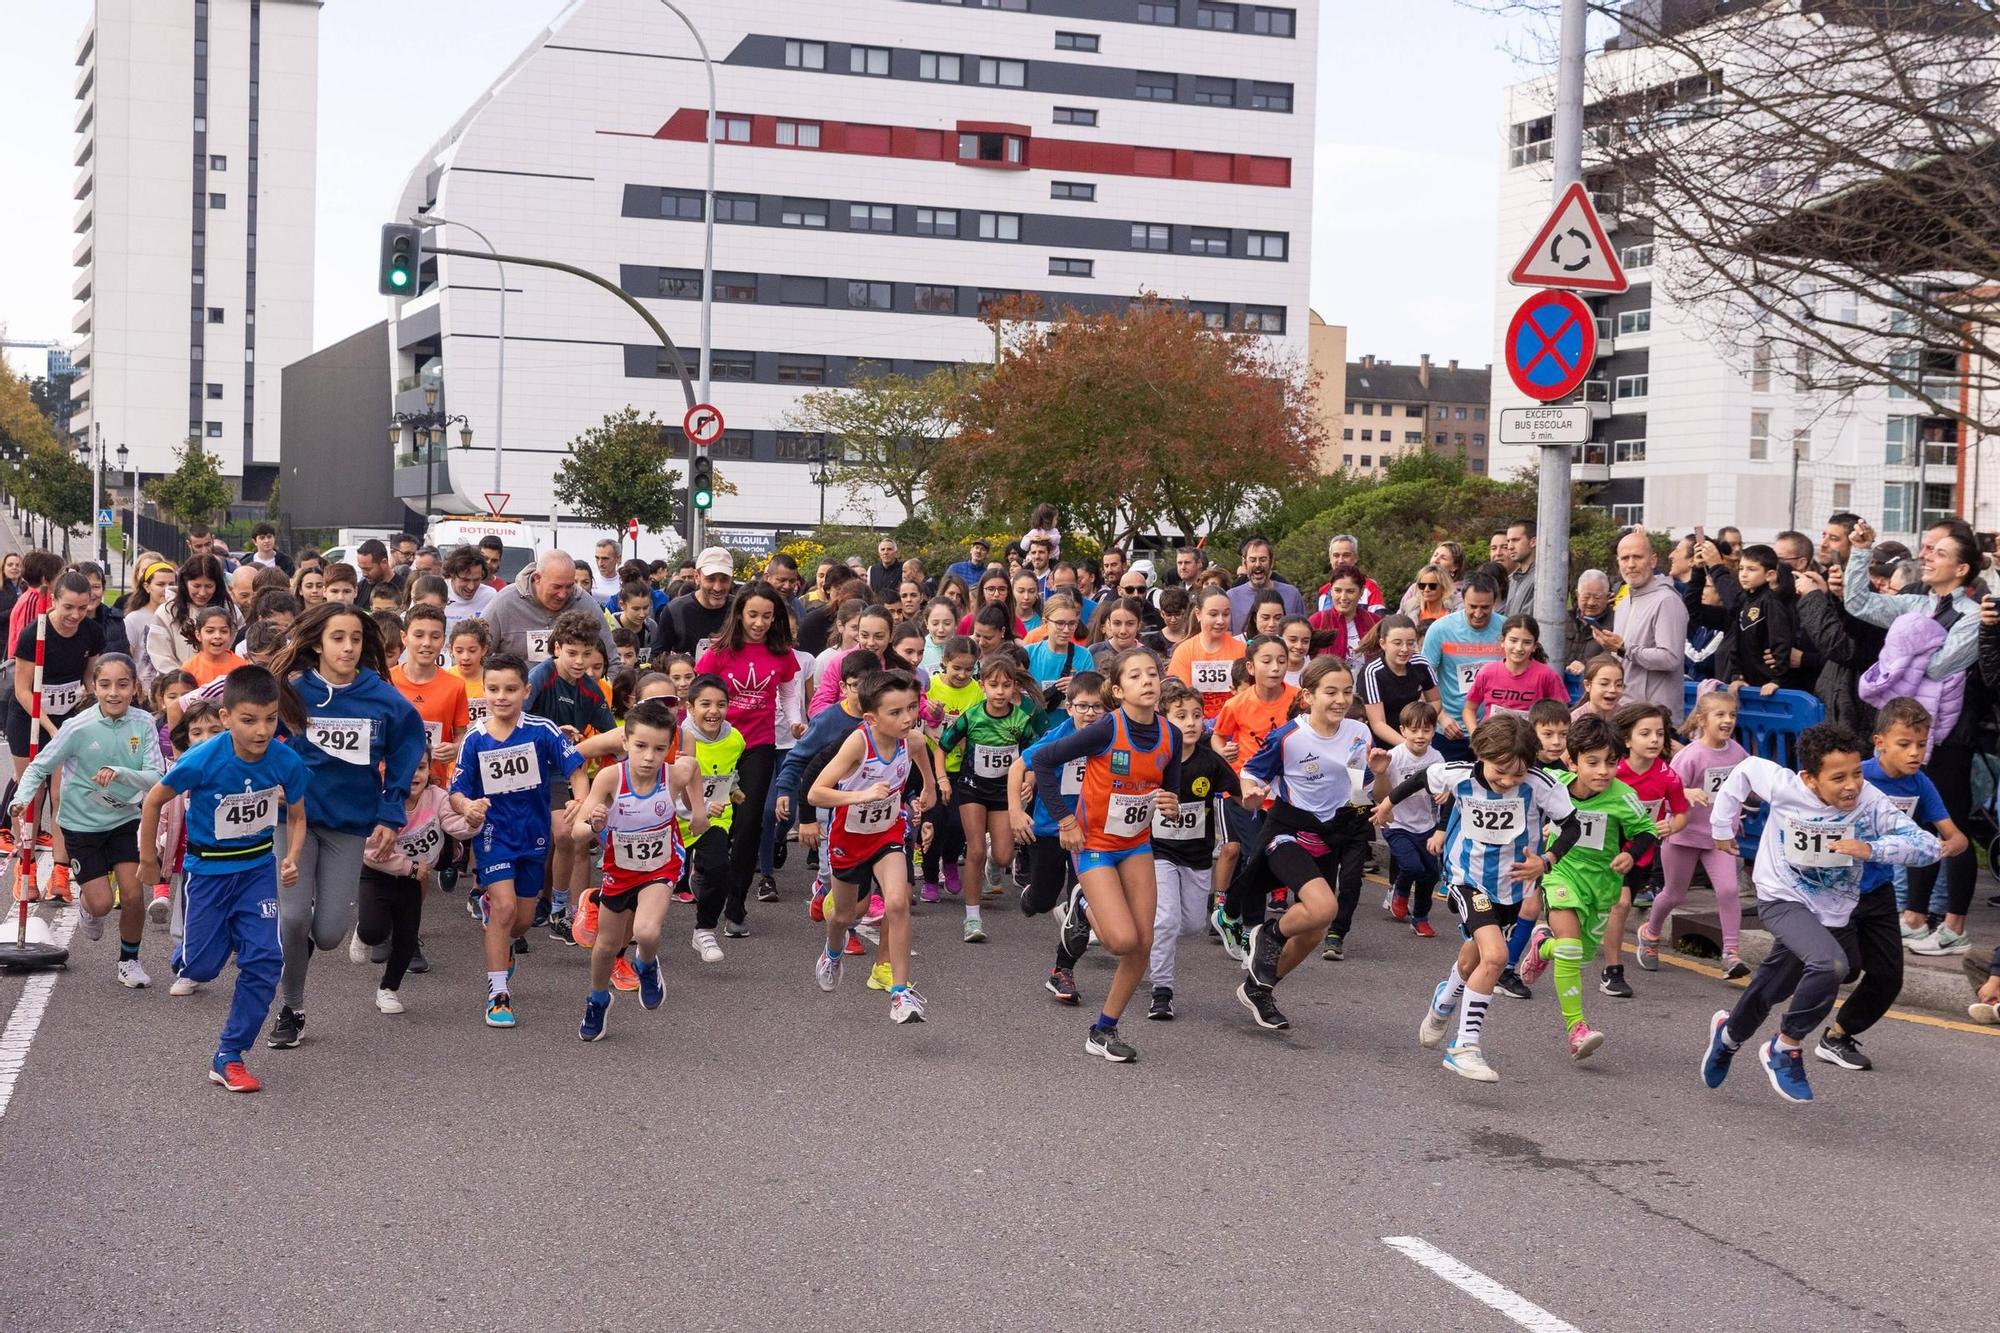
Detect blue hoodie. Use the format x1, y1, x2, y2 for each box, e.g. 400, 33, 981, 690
284, 668, 429, 835
773, 703, 863, 802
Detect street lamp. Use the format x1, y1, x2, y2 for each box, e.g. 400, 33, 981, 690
115, 442, 130, 585
390, 403, 474, 528
77, 426, 108, 566
807, 439, 833, 529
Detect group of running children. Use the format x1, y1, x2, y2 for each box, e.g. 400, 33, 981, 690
1, 548, 1958, 1105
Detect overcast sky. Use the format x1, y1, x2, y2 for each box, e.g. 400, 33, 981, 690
1, 0, 1541, 378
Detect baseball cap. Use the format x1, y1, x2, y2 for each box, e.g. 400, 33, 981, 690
695, 547, 735, 577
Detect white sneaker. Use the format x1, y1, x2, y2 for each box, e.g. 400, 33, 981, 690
1380, 889, 1396, 913
169, 975, 200, 997
815, 949, 842, 992
691, 929, 724, 963
1442, 1041, 1500, 1083
890, 986, 928, 1024
1908, 926, 1971, 956
347, 931, 368, 963
116, 958, 152, 989
147, 891, 171, 924
78, 908, 105, 942
376, 987, 405, 1014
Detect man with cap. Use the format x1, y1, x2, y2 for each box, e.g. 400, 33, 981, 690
946, 539, 991, 588
652, 546, 738, 660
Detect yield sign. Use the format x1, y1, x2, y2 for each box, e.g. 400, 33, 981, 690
1509, 181, 1628, 293
1505, 290, 1597, 403
482, 491, 510, 516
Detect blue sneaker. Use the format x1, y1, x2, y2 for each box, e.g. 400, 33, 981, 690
1760, 1038, 1813, 1102
485, 992, 517, 1028
1700, 1009, 1737, 1089
579, 991, 611, 1042
636, 959, 664, 1011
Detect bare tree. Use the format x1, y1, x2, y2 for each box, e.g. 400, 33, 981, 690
1471, 0, 2000, 435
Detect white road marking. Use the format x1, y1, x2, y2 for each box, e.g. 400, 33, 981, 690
0, 907, 76, 1121
1382, 1236, 1584, 1333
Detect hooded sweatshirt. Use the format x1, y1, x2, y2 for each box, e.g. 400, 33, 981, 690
483, 564, 617, 664
1612, 576, 1689, 724
283, 667, 429, 835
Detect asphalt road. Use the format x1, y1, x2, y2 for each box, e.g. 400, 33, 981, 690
0, 857, 1993, 1333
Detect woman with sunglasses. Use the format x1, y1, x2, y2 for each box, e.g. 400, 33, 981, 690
1400, 564, 1459, 626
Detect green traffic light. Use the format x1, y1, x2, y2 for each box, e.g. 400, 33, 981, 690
390, 268, 410, 288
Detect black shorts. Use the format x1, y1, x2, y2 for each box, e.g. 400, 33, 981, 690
830, 843, 906, 889
7, 706, 80, 760
66, 820, 141, 883
598, 882, 659, 914
954, 778, 1011, 813
1446, 882, 1521, 938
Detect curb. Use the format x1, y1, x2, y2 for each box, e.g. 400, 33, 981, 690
1680, 927, 1990, 1024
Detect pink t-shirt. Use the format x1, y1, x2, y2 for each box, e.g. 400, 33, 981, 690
1618, 756, 1689, 864
695, 642, 800, 749
1466, 659, 1569, 721
1666, 737, 1750, 847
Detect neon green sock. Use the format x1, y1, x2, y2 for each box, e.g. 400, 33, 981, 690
1551, 938, 1587, 1033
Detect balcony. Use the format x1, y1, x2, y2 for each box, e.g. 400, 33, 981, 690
73, 166, 92, 201
73, 200, 92, 235
73, 61, 93, 101
71, 297, 92, 335
74, 135, 92, 168
73, 97, 93, 135
75, 23, 93, 67
1569, 440, 1611, 482
71, 268, 92, 301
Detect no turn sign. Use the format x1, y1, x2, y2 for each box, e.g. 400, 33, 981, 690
683, 403, 724, 446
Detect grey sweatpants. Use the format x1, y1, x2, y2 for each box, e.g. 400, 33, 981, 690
274, 824, 368, 1010
1724, 897, 1847, 1045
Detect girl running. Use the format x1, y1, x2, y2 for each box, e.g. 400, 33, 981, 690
1168, 588, 1246, 725
1600, 702, 1687, 998
1147, 678, 1240, 1021
355, 756, 473, 1014
922, 638, 981, 902
7, 569, 106, 900
1644, 689, 1750, 976
939, 655, 1043, 940
696, 580, 799, 934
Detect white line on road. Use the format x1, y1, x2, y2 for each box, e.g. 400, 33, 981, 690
0, 907, 76, 1122
1382, 1236, 1584, 1333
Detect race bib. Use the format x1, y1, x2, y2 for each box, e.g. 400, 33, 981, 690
1703, 765, 1736, 796
1152, 802, 1206, 841
1885, 795, 1919, 818
1107, 791, 1154, 834
1462, 796, 1523, 846
693, 638, 714, 662
1191, 659, 1231, 694
1060, 757, 1086, 797
701, 772, 738, 807
216, 787, 280, 839
1644, 797, 1667, 823
396, 821, 445, 867
466, 697, 490, 727
613, 828, 674, 872
843, 797, 898, 834
40, 679, 82, 715
479, 742, 541, 795
424, 721, 443, 752
972, 743, 1018, 778
1456, 661, 1480, 693
1346, 766, 1370, 805
307, 716, 370, 766
1778, 814, 1854, 868
1574, 810, 1607, 852
524, 630, 553, 663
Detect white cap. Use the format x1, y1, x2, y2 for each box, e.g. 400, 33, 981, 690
695, 547, 734, 577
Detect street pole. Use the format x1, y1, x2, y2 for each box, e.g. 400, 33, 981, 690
415, 214, 507, 500
1534, 0, 1587, 670
658, 0, 716, 554
90, 424, 103, 567
124, 449, 136, 588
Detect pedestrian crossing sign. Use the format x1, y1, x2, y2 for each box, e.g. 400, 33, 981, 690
96, 509, 113, 527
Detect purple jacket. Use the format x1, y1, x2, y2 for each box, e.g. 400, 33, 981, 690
1859, 612, 1964, 759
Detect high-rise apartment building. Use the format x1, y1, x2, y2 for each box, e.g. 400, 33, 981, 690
383, 0, 1317, 532
69, 0, 318, 497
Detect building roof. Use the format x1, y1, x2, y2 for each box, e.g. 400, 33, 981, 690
1345, 355, 1491, 404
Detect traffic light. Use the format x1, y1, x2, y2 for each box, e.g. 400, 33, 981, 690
378, 223, 422, 296
690, 454, 715, 511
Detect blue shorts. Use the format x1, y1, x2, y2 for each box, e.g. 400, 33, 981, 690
476, 853, 547, 899
1075, 845, 1150, 875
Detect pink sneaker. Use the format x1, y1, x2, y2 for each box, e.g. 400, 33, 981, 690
1516, 921, 1554, 985
920, 881, 941, 904
863, 893, 885, 925
942, 864, 962, 897
1567, 1022, 1604, 1061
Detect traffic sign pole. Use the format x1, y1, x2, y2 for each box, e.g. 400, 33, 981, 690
1535, 0, 1588, 674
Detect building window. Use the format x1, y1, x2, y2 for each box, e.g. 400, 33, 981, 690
656, 269, 702, 300
1130, 223, 1169, 251
914, 284, 958, 314
1188, 302, 1228, 329
784, 40, 826, 70
919, 52, 962, 81
1473, 407, 1487, 420
1434, 432, 1446, 445
209, 154, 226, 171
780, 199, 828, 227
1192, 77, 1236, 107
849, 203, 894, 232
1611, 501, 1644, 526
1241, 306, 1285, 334
779, 275, 828, 305
977, 212, 1021, 241
1054, 107, 1098, 126
958, 132, 1026, 164
977, 288, 1023, 315
1360, 403, 1374, 416
848, 280, 892, 310
1054, 31, 1099, 51
1197, 5, 1237, 29
193, 116, 206, 132
775, 120, 821, 148
1137, 2, 1177, 22
709, 350, 755, 380
1883, 482, 1917, 532
1616, 308, 1652, 336
1050, 257, 1094, 277
849, 45, 890, 76
1454, 433, 1466, 445
1051, 181, 1096, 201
1831, 480, 1854, 509
1453, 407, 1467, 420
1136, 71, 1176, 101
716, 194, 758, 223
1749, 409, 1771, 460
1407, 432, 1426, 445
977, 58, 1027, 88
659, 190, 703, 220
1360, 430, 1373, 443
1510, 115, 1553, 167
1886, 416, 1917, 465
777, 355, 827, 384
1246, 231, 1286, 259
712, 430, 752, 460
1613, 438, 1646, 463
1188, 228, 1229, 256
205, 422, 222, 438
714, 273, 757, 302
1252, 7, 1295, 34
206, 383, 223, 399
915, 208, 959, 237
775, 432, 822, 460
716, 114, 751, 142
209, 193, 226, 208
207, 307, 224, 323
1614, 373, 1649, 400
1620, 242, 1654, 269
1750, 340, 1772, 391
1341, 430, 1353, 442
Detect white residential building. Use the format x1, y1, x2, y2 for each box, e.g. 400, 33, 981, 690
68, 0, 318, 499
382, 0, 1317, 537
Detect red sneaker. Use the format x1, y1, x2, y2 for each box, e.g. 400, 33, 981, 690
208, 1060, 262, 1093
34, 832, 52, 852
45, 863, 72, 903
610, 954, 640, 992
0, 828, 16, 856
1411, 920, 1437, 939
843, 929, 867, 956
1390, 894, 1409, 923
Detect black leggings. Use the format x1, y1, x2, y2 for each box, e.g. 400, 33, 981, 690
922, 794, 966, 883
685, 825, 733, 930
1905, 742, 1977, 918
357, 867, 423, 991
1022, 833, 1073, 917
725, 745, 777, 918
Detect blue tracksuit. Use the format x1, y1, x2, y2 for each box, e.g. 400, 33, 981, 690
283, 668, 428, 835
162, 734, 310, 1062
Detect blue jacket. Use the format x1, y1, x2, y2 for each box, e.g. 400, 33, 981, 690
284, 668, 429, 835
774, 704, 863, 801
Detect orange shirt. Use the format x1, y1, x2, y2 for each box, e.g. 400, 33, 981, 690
184, 650, 247, 688
1212, 685, 1298, 776
391, 663, 471, 783
1167, 633, 1247, 721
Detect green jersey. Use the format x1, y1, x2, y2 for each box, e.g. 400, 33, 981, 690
939, 701, 1041, 786
1543, 774, 1656, 896
13, 704, 165, 834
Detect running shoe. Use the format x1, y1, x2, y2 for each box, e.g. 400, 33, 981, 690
0, 829, 14, 856
169, 976, 200, 997
691, 929, 723, 963
376, 987, 405, 1015
467, 890, 485, 923
1516, 921, 1554, 985
815, 949, 843, 992
36, 832, 53, 851
610, 955, 640, 992
1899, 918, 1933, 942
1720, 951, 1749, 979
1320, 931, 1345, 962
486, 993, 517, 1028
963, 916, 987, 944
116, 958, 151, 989
1390, 893, 1410, 923
673, 886, 695, 904
370, 941, 391, 965
1084, 1024, 1137, 1063
1967, 1000, 1999, 1025
1813, 1030, 1871, 1071
1494, 967, 1531, 1001
1700, 1009, 1736, 1088
533, 897, 551, 928
409, 938, 430, 974
1236, 980, 1289, 1031
148, 886, 171, 924
1057, 886, 1090, 961
890, 987, 928, 1024
1760, 1038, 1813, 1102
78, 907, 104, 942
844, 929, 868, 955
981, 858, 1004, 897
1598, 965, 1634, 998
1045, 967, 1079, 1004
755, 873, 780, 903
723, 919, 751, 938
573, 891, 600, 948
1442, 1041, 1498, 1082
265, 1006, 304, 1049
867, 961, 893, 991
579, 992, 611, 1042
774, 836, 790, 869
548, 914, 576, 947
943, 864, 963, 897
1147, 986, 1174, 1021
863, 893, 885, 925
920, 880, 940, 904
347, 930, 368, 963
1908, 926, 1971, 956
208, 1057, 261, 1094
636, 959, 664, 1010
809, 879, 828, 921
46, 861, 70, 903
1419, 981, 1457, 1049
1567, 1022, 1604, 1061
1411, 920, 1437, 939
1210, 906, 1248, 962
1380, 888, 1396, 914
1246, 922, 1282, 989
1635, 926, 1661, 971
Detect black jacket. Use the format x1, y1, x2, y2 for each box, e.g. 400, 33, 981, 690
1796, 590, 1883, 733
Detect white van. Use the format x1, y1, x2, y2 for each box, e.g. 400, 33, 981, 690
427, 517, 547, 583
